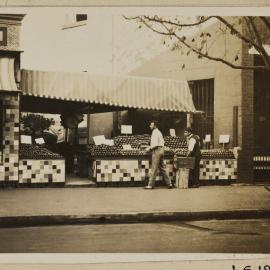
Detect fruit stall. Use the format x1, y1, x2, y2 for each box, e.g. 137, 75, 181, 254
88, 135, 237, 186
19, 144, 65, 184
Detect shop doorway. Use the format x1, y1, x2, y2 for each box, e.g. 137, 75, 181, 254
188, 79, 214, 143
253, 56, 270, 182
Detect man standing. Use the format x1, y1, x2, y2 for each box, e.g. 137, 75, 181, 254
144, 120, 174, 189
184, 127, 202, 188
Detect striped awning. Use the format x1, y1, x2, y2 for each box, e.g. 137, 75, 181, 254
20, 69, 196, 113
0, 56, 18, 91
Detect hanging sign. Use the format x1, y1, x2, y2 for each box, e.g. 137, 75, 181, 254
169, 129, 176, 137
35, 138, 45, 145
21, 135, 32, 144
93, 135, 106, 145
121, 125, 132, 134
219, 134, 230, 144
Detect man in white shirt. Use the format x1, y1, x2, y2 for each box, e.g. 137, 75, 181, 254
144, 120, 174, 189
184, 127, 202, 188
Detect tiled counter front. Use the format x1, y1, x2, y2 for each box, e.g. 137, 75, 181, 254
19, 159, 65, 184
93, 157, 175, 183
199, 159, 237, 180
0, 93, 20, 183
93, 157, 237, 183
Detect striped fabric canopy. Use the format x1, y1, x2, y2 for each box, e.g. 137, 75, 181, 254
20, 69, 196, 113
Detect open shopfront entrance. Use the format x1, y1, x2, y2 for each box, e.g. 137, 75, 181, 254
253, 55, 270, 182
20, 69, 197, 186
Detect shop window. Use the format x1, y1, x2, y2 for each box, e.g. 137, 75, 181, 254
188, 79, 214, 142
76, 14, 87, 22
0, 27, 7, 46
62, 14, 88, 30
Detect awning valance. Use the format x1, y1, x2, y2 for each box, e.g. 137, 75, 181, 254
20, 69, 196, 113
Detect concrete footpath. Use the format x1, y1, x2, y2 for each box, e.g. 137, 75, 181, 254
0, 185, 269, 227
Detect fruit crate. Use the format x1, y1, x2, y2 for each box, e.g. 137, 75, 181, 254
173, 156, 195, 169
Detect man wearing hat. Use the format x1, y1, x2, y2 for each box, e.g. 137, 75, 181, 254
184, 127, 202, 188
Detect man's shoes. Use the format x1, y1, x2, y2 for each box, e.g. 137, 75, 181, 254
168, 184, 175, 189
144, 185, 154, 189
190, 184, 200, 188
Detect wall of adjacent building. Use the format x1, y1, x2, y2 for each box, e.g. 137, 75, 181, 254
129, 18, 243, 148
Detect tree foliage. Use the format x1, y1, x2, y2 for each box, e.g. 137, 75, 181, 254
124, 15, 270, 71
21, 114, 54, 137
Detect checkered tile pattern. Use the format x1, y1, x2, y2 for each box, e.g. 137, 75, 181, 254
19, 159, 65, 184
0, 94, 20, 182
94, 158, 237, 182
95, 158, 175, 183
199, 159, 237, 180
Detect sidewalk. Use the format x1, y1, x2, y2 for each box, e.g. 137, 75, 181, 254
0, 185, 269, 227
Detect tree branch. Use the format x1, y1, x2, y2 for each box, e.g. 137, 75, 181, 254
144, 19, 265, 70
247, 16, 270, 69
173, 33, 265, 70
124, 15, 215, 27
243, 16, 256, 41
214, 16, 262, 52
259, 16, 270, 32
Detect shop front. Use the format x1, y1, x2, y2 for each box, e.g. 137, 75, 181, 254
17, 69, 238, 187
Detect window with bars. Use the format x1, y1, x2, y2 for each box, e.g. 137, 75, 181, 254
188, 79, 214, 141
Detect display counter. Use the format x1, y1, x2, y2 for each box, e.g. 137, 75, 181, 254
92, 156, 237, 185
92, 154, 175, 184
88, 136, 238, 185
19, 144, 65, 184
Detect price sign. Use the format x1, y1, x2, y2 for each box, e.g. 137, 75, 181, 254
169, 129, 176, 137
104, 139, 114, 146
121, 125, 132, 134
219, 134, 230, 144
123, 144, 132, 150
21, 135, 32, 144
93, 135, 106, 145
205, 134, 211, 143
35, 138, 45, 144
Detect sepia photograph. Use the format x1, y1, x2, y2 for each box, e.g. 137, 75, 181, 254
0, 1, 269, 268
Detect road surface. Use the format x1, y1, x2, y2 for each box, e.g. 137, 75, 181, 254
0, 219, 269, 253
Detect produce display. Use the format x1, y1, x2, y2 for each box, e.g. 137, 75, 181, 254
201, 149, 235, 159
88, 135, 235, 160
113, 135, 140, 149
88, 144, 121, 156
174, 148, 188, 157
20, 144, 64, 160
120, 149, 149, 156
164, 136, 187, 149
134, 134, 151, 146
